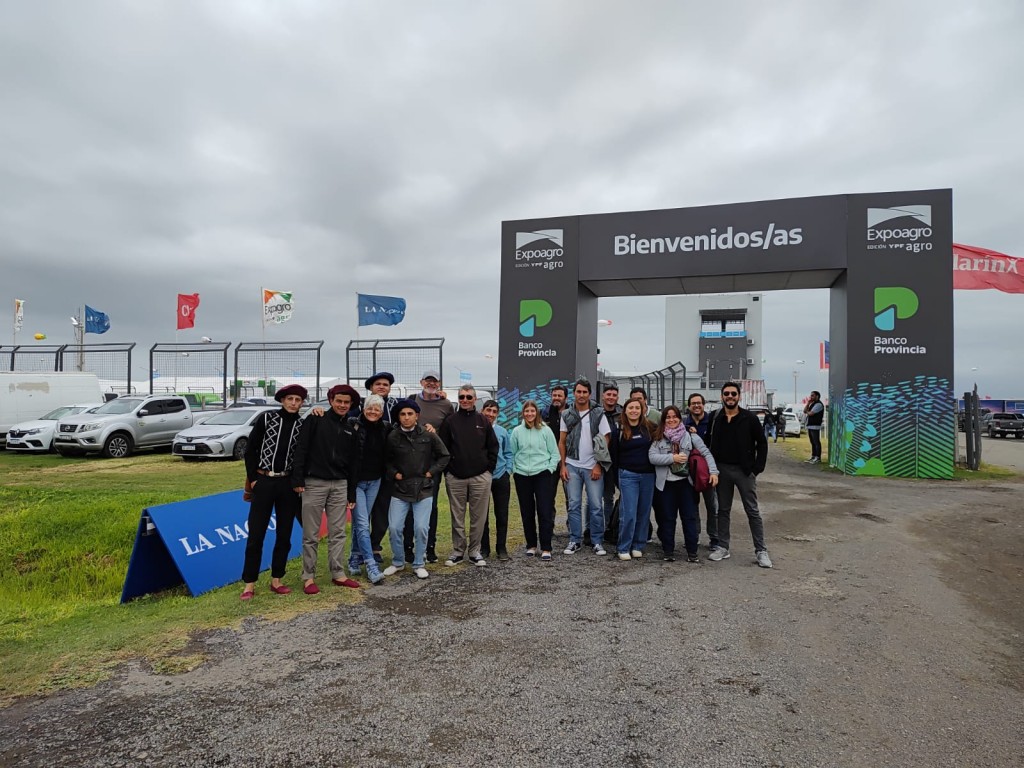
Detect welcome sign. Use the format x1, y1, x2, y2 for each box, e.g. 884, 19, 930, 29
120, 491, 302, 602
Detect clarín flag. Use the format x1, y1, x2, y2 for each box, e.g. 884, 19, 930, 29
84, 305, 110, 334
263, 289, 294, 326
14, 299, 24, 332
357, 293, 406, 327
953, 243, 1024, 293
177, 293, 201, 330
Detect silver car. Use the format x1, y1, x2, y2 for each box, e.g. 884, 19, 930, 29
54, 395, 193, 458
172, 406, 276, 461
4, 403, 103, 452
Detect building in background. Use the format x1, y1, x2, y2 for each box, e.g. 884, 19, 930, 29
664, 294, 763, 392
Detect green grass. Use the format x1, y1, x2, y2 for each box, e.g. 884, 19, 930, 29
0, 451, 509, 703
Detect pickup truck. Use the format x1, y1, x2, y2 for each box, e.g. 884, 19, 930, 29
986, 413, 1024, 439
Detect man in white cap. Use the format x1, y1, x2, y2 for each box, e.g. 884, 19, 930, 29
412, 369, 455, 563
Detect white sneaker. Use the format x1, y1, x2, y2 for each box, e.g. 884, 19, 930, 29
593, 544, 607, 556
563, 542, 581, 555
617, 552, 632, 561
756, 551, 773, 569
630, 550, 643, 559
382, 565, 403, 576
708, 548, 730, 562
414, 567, 429, 579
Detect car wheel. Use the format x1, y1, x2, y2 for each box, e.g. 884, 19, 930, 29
987, 427, 994, 438
101, 432, 134, 459
231, 437, 247, 461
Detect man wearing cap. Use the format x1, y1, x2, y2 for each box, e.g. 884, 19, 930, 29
240, 384, 307, 600
412, 370, 455, 563
439, 385, 499, 566
384, 399, 450, 579
365, 372, 399, 562
291, 384, 364, 594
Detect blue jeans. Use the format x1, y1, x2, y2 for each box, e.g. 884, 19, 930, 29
566, 464, 605, 546
350, 478, 381, 573
388, 496, 432, 568
617, 469, 655, 553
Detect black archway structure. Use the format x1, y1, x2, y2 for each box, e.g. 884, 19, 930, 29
497, 189, 953, 479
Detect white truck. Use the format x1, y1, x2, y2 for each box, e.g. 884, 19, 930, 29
0, 373, 104, 447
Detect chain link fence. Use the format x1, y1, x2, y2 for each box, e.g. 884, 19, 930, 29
602, 361, 687, 410
346, 338, 444, 397
150, 342, 231, 403
2, 344, 63, 372
233, 341, 324, 403
58, 342, 136, 396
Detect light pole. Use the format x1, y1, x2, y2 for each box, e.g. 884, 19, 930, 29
793, 360, 805, 405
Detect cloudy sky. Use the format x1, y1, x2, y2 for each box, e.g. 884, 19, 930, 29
4, 1, 1022, 399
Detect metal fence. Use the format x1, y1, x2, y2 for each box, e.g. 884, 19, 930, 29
2, 344, 64, 372
346, 338, 444, 397
58, 342, 136, 395
233, 340, 324, 403
150, 342, 231, 401
602, 361, 688, 410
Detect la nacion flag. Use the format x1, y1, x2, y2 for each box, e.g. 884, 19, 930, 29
177, 293, 200, 330
357, 293, 406, 326
953, 244, 1024, 293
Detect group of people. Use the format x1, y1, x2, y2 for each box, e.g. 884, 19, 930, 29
238, 371, 774, 601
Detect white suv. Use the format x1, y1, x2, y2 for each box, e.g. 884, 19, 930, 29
54, 395, 193, 458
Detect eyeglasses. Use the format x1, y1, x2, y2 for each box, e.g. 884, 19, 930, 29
458, 395, 475, 401
722, 392, 739, 398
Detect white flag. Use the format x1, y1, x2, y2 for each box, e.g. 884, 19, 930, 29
262, 289, 294, 326
14, 299, 24, 332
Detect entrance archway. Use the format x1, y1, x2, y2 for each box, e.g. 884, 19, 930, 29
497, 190, 953, 479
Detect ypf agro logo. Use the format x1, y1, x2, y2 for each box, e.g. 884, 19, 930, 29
515, 229, 564, 271
873, 287, 926, 355
866, 205, 933, 253
519, 299, 552, 338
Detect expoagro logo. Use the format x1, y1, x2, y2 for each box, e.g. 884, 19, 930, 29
515, 230, 564, 271
873, 286, 926, 355
866, 205, 934, 253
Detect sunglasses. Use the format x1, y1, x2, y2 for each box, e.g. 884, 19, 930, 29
458, 394, 475, 401
722, 392, 739, 398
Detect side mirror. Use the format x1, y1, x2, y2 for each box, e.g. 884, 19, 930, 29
138, 409, 149, 417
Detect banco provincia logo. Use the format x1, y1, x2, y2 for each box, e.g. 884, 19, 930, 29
874, 287, 918, 331
866, 205, 933, 253
519, 299, 553, 338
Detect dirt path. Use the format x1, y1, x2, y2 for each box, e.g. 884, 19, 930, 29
2, 452, 1022, 768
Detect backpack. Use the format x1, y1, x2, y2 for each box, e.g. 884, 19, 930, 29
688, 450, 712, 493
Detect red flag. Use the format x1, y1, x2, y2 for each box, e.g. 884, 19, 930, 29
177, 293, 200, 330
953, 244, 1024, 293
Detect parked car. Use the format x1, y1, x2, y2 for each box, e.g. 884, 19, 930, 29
986, 413, 1024, 439
172, 406, 277, 460
4, 404, 104, 452
53, 395, 193, 458
0, 372, 103, 447
782, 412, 804, 437
229, 398, 273, 408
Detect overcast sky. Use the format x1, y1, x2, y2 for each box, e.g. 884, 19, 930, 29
4, 1, 1022, 400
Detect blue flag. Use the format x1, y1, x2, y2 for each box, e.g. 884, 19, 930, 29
84, 305, 110, 334
357, 293, 406, 327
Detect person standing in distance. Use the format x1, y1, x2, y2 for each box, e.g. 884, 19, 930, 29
480, 399, 513, 561
558, 379, 611, 556
704, 382, 773, 568
804, 391, 825, 464
240, 384, 307, 600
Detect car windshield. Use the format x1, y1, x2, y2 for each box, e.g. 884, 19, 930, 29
994, 413, 1020, 419
93, 398, 144, 414
202, 410, 259, 426
41, 405, 90, 420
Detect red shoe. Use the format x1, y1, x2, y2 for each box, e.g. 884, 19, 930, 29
269, 584, 292, 595
240, 588, 255, 601
331, 578, 361, 589
303, 582, 320, 595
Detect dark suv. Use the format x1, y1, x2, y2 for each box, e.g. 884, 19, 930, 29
986, 413, 1024, 439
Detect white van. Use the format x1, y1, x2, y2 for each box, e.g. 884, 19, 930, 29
0, 373, 104, 446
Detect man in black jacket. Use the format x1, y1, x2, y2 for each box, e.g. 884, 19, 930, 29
439, 385, 499, 567
383, 400, 450, 579
291, 384, 363, 594
704, 381, 773, 568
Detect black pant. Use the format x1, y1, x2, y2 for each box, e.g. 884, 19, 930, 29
715, 464, 766, 552
482, 473, 511, 555
808, 429, 822, 459
369, 476, 392, 553
656, 479, 700, 556
242, 476, 300, 583
514, 471, 555, 552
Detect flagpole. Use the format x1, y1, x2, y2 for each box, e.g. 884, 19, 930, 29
260, 286, 267, 394
77, 307, 85, 371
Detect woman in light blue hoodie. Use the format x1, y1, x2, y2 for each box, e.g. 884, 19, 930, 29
510, 400, 560, 561
648, 405, 719, 562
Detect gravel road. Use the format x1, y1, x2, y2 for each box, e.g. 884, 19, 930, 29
2, 450, 1022, 768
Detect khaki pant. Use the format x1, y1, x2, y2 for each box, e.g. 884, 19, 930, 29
446, 472, 491, 559
300, 477, 349, 581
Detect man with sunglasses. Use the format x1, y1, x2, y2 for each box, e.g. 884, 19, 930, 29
704, 381, 772, 568
438, 385, 499, 566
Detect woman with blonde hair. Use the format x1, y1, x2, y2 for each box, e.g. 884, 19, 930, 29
510, 400, 560, 560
